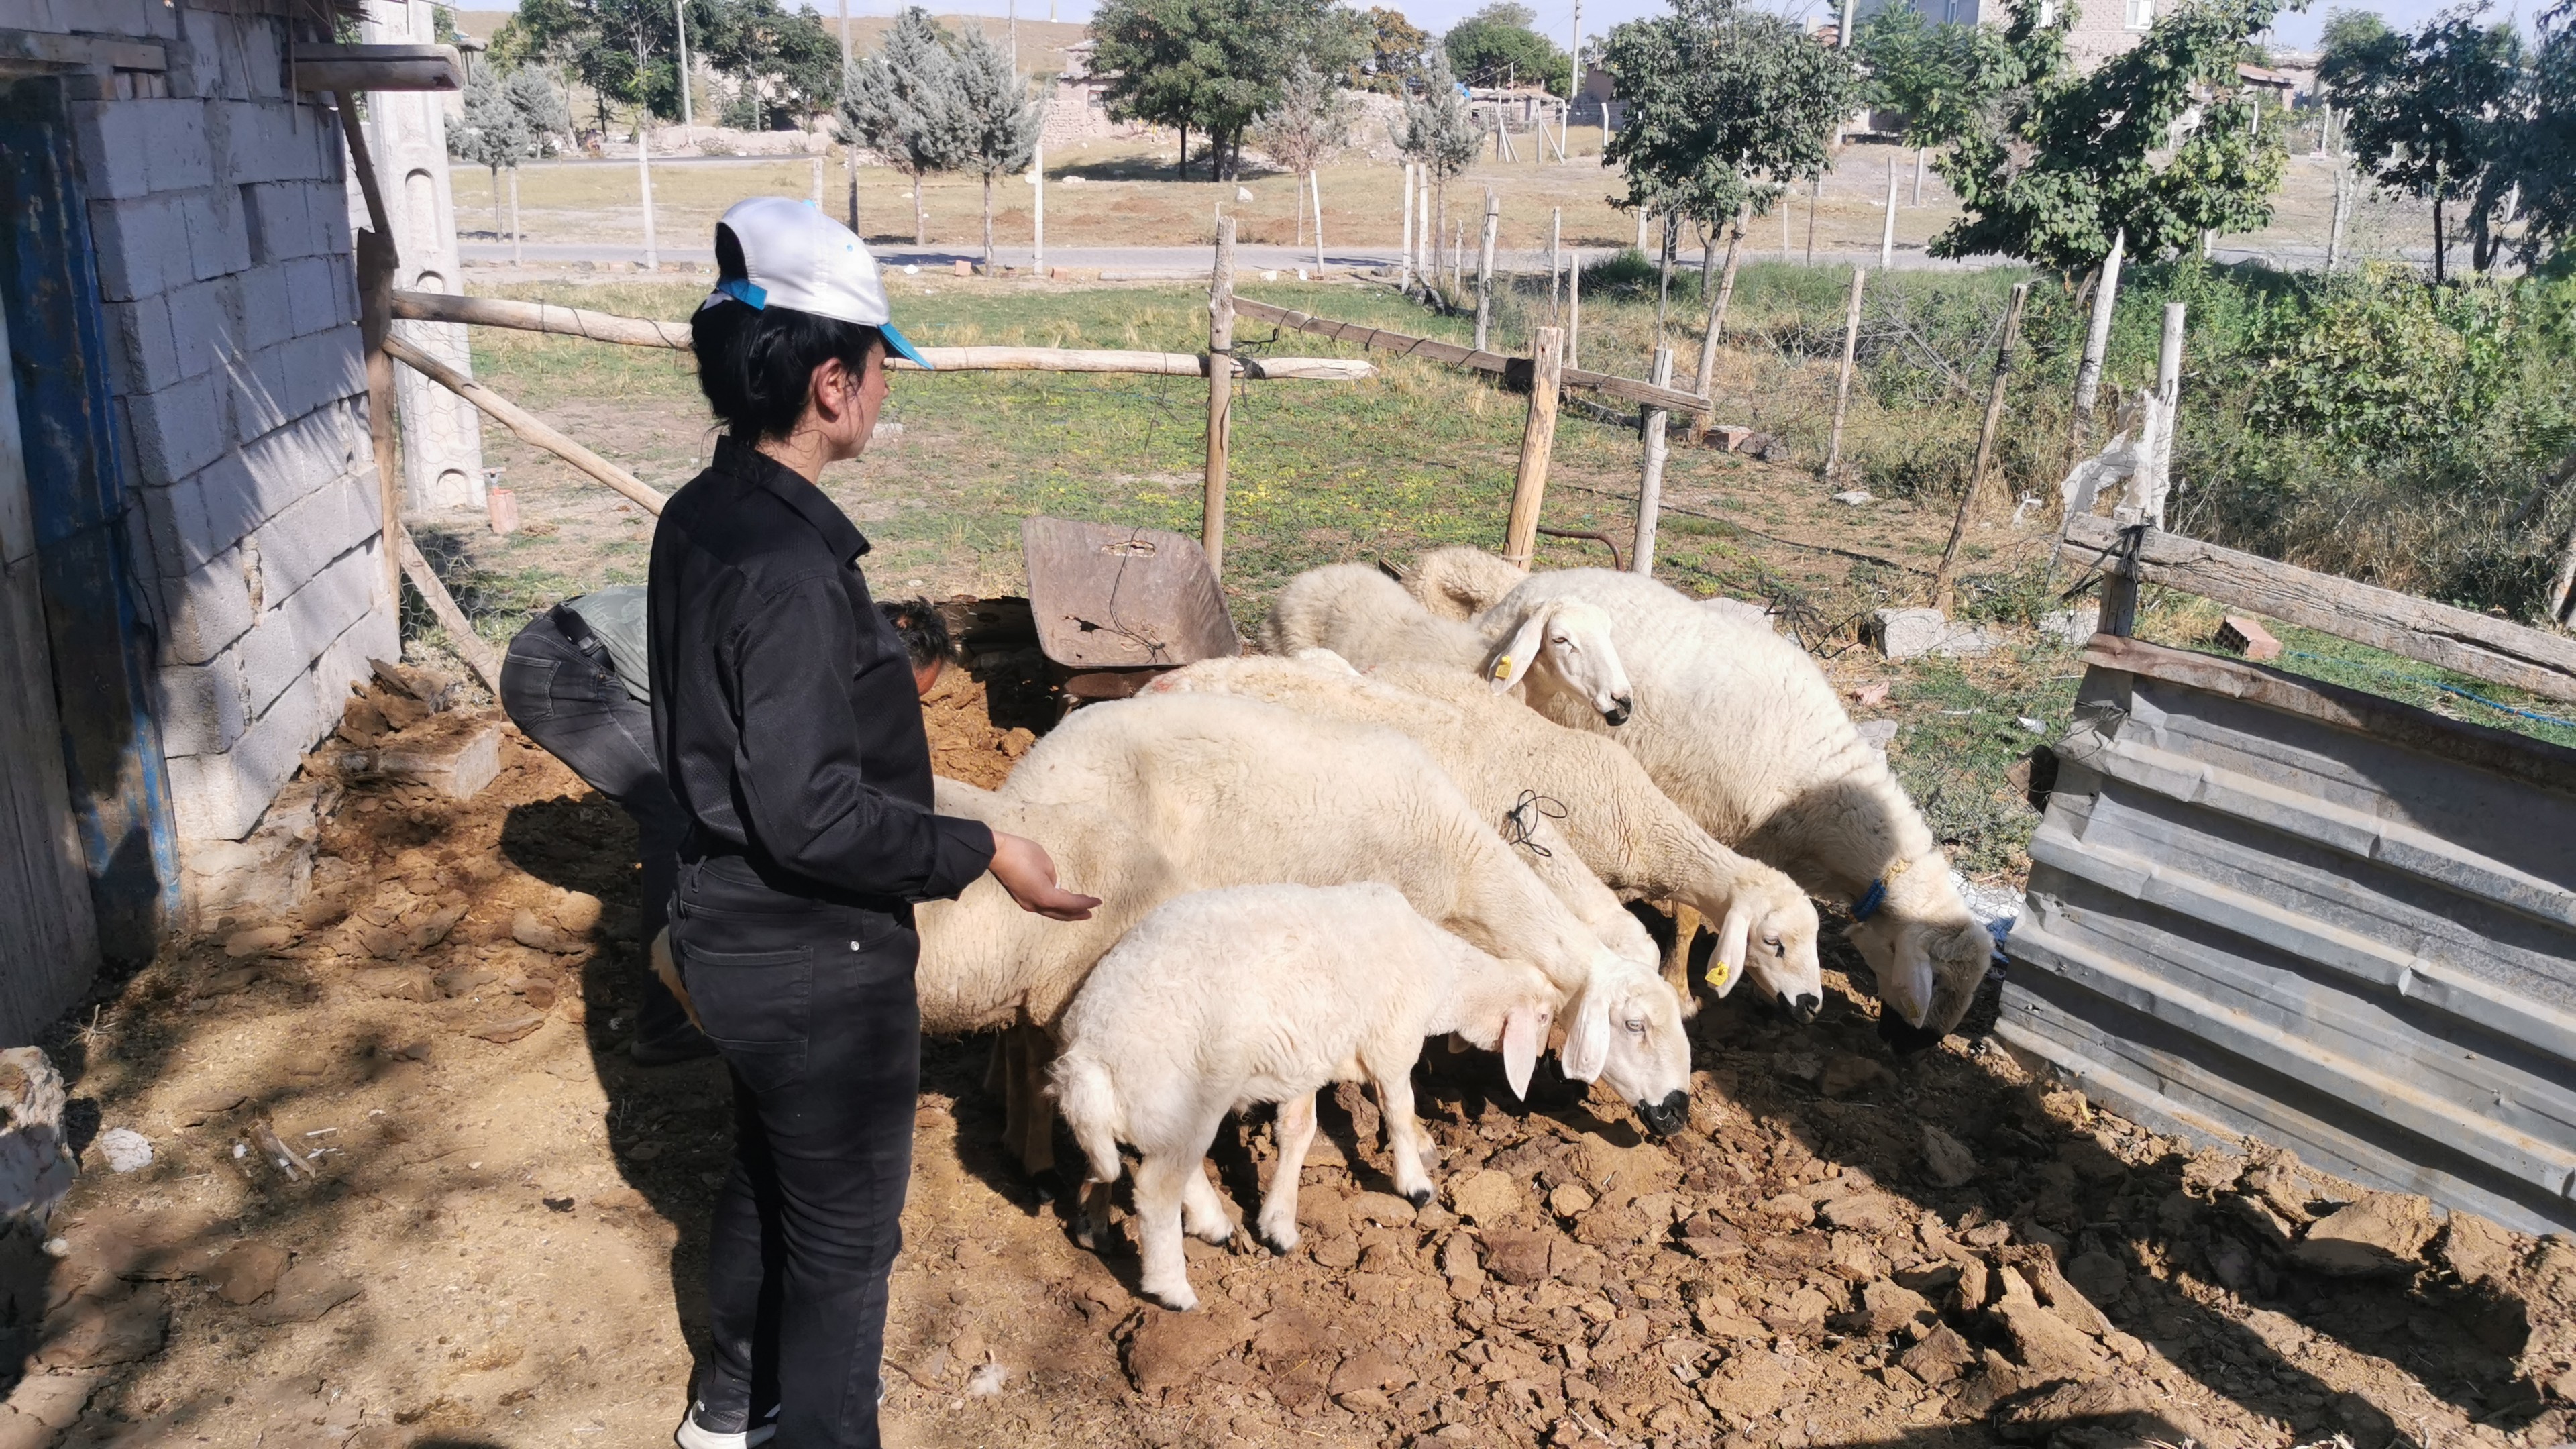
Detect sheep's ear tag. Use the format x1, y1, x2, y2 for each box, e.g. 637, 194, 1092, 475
1490, 655, 1514, 681
1703, 957, 1735, 993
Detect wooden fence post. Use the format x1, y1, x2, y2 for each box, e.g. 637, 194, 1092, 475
1474, 190, 1499, 353
1205, 218, 1236, 575
1633, 346, 1674, 576
335, 94, 404, 610
1566, 250, 1582, 370
2068, 228, 2125, 462
1548, 206, 1562, 317
1824, 266, 1866, 478
1503, 326, 1565, 568
1399, 164, 1415, 292
1930, 280, 2030, 612
1880, 152, 1898, 268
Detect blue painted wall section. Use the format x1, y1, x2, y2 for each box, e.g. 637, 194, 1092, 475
0, 76, 183, 965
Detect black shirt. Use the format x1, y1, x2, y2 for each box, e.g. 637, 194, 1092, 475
648, 436, 994, 906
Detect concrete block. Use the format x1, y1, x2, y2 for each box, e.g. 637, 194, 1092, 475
102, 294, 182, 396
183, 186, 252, 282
227, 339, 296, 443
166, 678, 323, 841
2217, 614, 2282, 662
288, 327, 364, 407
283, 258, 346, 337
313, 184, 353, 258
122, 370, 229, 487
233, 403, 366, 521
134, 476, 214, 579
164, 275, 237, 380
233, 264, 293, 352
156, 655, 248, 759
254, 470, 376, 597
158, 549, 256, 665
329, 716, 501, 800
1875, 608, 1949, 661
138, 101, 214, 193
66, 99, 152, 201
241, 182, 309, 264
307, 594, 398, 727
180, 777, 340, 925
87, 193, 191, 301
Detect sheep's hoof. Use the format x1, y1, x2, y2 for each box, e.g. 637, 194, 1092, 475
1026, 1167, 1067, 1206
1071, 1220, 1098, 1252
1145, 1284, 1199, 1313
1258, 1225, 1299, 1256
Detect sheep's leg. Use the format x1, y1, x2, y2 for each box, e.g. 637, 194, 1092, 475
1074, 1176, 1112, 1253
1256, 1093, 1319, 1254
1370, 1063, 1436, 1208
1130, 1153, 1200, 1311
1180, 1159, 1234, 1244
1003, 1024, 1062, 1198
1662, 902, 1703, 1009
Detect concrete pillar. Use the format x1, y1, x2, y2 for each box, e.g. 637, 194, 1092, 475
362, 0, 486, 511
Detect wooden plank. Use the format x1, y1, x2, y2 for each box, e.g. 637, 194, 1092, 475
1020, 517, 1240, 670
1230, 297, 1711, 415
2060, 515, 2576, 703
394, 527, 503, 694
1502, 327, 1565, 568
290, 43, 462, 93
0, 31, 165, 71
1205, 219, 1235, 576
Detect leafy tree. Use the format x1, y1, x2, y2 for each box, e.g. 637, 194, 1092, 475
497, 0, 714, 129
1443, 1, 1570, 96
1854, 5, 1986, 148
1354, 7, 1432, 94
704, 0, 845, 131
842, 7, 967, 244
1089, 0, 1361, 180
2524, 1, 2576, 268
950, 28, 1045, 269
1255, 57, 1356, 252
1603, 0, 1858, 234
1931, 0, 2288, 274
1399, 54, 1482, 272
2323, 4, 2529, 280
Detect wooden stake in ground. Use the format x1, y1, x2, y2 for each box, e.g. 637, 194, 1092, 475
636, 120, 657, 271
1310, 170, 1326, 272
1418, 180, 1432, 294
1633, 346, 1674, 576
394, 526, 503, 693
1931, 280, 2030, 612
1205, 218, 1237, 575
1566, 250, 1582, 370
508, 166, 522, 267
1824, 266, 1866, 478
2068, 228, 2125, 461
1474, 191, 1499, 352
2145, 301, 2185, 524
1032, 141, 1046, 275
1400, 164, 1415, 292
1503, 327, 1565, 568
1879, 152, 1898, 268
1804, 168, 1822, 264
1548, 206, 1562, 317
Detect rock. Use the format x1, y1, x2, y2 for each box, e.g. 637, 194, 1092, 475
1481, 1229, 1554, 1287
0, 1050, 74, 1225
1819, 1054, 1894, 1099
1856, 719, 1900, 752
2037, 608, 2094, 647
1234, 186, 1254, 202
94, 1130, 151, 1175
1346, 1191, 1415, 1228
1548, 1184, 1595, 1218
1900, 1321, 1975, 1384
5, 1374, 94, 1430
1567, 1135, 1676, 1195
248, 1263, 360, 1326
38, 1289, 168, 1367
1990, 1265, 2107, 1381
2226, 1191, 2298, 1248
2063, 1250, 2127, 1303
2004, 1247, 2111, 1337
1125, 1304, 1252, 1394
1447, 1169, 1525, 1225
511, 910, 583, 955
1832, 490, 1875, 506
1922, 1125, 1978, 1187
1998, 1377, 2212, 1446
354, 967, 435, 1002
1328, 1347, 1414, 1400
1819, 1194, 1898, 1234
223, 926, 295, 958
2295, 1193, 2438, 1275
2179, 1148, 2244, 1193
203, 1243, 288, 1305
2438, 1212, 2518, 1287
1437, 1234, 1483, 1298
1697, 1349, 1794, 1419
1841, 1279, 1938, 1336
469, 1013, 547, 1044
1876, 608, 1949, 661
1250, 1306, 1330, 1362
552, 891, 604, 934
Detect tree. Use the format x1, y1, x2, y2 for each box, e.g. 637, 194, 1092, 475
1931, 0, 2288, 274
1854, 3, 1986, 204
1255, 57, 1356, 257
1354, 7, 1432, 94
2324, 5, 2529, 280
951, 28, 1045, 270
843, 7, 967, 244
497, 0, 723, 130
1400, 54, 1482, 278
1089, 0, 1361, 180
1603, 0, 1857, 233
451, 66, 537, 235
702, 0, 845, 131
2523, 0, 2576, 268
1443, 1, 1571, 96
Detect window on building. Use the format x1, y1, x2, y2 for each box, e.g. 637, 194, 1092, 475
2125, 0, 2153, 28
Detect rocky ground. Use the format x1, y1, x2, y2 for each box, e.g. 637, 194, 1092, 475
5, 659, 2573, 1449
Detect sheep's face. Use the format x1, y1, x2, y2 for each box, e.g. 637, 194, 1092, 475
1560, 960, 1693, 1136
1490, 601, 1635, 725
1741, 911, 1824, 1026
1847, 914, 1991, 1038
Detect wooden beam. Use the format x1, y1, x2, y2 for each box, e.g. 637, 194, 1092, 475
1502, 327, 1565, 568
1230, 297, 1709, 416
1205, 218, 1236, 576
383, 335, 669, 517
2059, 514, 2576, 704
394, 527, 502, 694
291, 43, 462, 93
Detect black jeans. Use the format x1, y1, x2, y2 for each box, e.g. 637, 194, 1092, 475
671, 855, 920, 1449
498, 612, 699, 1048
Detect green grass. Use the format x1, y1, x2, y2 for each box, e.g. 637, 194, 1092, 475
1880, 650, 2086, 879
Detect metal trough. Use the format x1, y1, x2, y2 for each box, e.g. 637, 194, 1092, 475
1020, 517, 1241, 701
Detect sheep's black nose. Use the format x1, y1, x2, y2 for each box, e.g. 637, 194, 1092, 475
1602, 698, 1633, 727
1781, 991, 1822, 1024
1638, 1090, 1689, 1136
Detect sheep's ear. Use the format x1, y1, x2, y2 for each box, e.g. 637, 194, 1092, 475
1560, 985, 1611, 1083
1501, 1004, 1548, 1099
1487, 608, 1550, 694
1707, 905, 1754, 999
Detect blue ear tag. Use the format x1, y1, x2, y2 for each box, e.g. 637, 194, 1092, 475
714, 276, 768, 309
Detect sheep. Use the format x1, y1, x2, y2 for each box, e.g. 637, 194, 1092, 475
915, 692, 1697, 1186
1049, 881, 1557, 1310
1261, 564, 1635, 725
1442, 561, 1998, 1038
1144, 653, 1825, 1022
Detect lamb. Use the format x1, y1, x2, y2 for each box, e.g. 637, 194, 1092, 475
1049, 881, 1557, 1310
1261, 563, 1635, 725
1408, 552, 1996, 1038
1145, 653, 1824, 1022
918, 692, 1697, 1184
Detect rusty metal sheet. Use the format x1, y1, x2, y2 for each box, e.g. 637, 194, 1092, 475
2000, 638, 2576, 1235
1020, 517, 1241, 672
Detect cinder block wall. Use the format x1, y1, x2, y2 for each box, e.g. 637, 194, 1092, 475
11, 0, 398, 916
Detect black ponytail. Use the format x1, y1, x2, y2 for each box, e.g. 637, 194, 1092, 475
692, 221, 885, 441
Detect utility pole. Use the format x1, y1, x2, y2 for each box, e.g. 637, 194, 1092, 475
1568, 0, 1580, 158
1009, 0, 1019, 71
674, 0, 692, 128
841, 0, 857, 233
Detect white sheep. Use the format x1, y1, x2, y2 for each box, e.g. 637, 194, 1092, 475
919, 692, 1697, 1185
1414, 553, 1996, 1038
1144, 653, 1825, 1022
1049, 881, 1556, 1310
1261, 563, 1635, 725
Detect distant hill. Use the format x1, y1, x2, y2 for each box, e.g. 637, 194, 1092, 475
450, 10, 1091, 77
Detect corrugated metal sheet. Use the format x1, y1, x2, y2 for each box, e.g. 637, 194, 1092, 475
1999, 635, 2576, 1237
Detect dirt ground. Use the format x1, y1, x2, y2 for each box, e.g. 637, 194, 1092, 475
10, 644, 2576, 1449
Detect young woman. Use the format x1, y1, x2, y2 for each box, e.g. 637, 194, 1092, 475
649, 198, 1097, 1449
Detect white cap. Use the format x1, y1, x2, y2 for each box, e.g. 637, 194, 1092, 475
702, 196, 932, 369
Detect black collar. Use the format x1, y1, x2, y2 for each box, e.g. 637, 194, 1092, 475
712, 435, 871, 563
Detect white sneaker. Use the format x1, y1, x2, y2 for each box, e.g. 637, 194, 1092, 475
673, 1401, 776, 1449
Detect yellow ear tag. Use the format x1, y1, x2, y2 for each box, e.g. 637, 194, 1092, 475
1704, 957, 1735, 992
1491, 656, 1514, 680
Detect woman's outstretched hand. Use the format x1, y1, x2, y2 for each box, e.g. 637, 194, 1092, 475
987, 831, 1099, 921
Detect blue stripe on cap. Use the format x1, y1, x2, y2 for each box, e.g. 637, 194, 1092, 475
714, 276, 767, 309
881, 322, 933, 370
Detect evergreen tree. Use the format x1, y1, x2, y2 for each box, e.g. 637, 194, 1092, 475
843, 7, 968, 245
1400, 54, 1481, 268
950, 28, 1045, 270
451, 66, 537, 236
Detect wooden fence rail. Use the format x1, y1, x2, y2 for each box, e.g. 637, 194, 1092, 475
1230, 297, 1711, 416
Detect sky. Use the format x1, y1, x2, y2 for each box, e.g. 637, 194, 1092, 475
463, 0, 2527, 62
